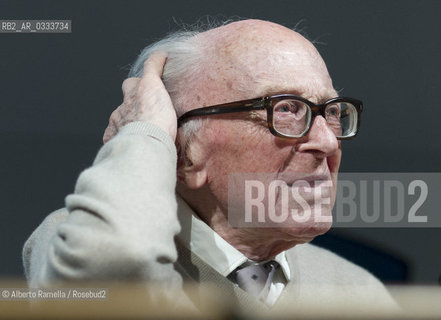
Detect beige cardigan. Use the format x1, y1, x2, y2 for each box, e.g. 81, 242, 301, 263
22, 121, 397, 312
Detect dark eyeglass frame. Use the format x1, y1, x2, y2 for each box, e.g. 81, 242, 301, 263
177, 94, 363, 140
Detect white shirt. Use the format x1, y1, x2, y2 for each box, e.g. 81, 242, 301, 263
176, 196, 291, 306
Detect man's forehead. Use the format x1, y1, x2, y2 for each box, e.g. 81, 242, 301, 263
240, 54, 337, 103
187, 20, 336, 107
251, 45, 336, 101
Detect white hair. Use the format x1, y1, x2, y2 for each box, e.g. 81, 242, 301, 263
129, 31, 200, 115
128, 19, 237, 160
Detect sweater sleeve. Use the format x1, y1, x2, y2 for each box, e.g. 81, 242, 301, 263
22, 121, 183, 296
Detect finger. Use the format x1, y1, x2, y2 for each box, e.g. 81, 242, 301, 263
103, 107, 122, 144
141, 51, 167, 82
122, 77, 139, 96
103, 125, 116, 144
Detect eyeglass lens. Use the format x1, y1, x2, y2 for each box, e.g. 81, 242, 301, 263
272, 99, 358, 138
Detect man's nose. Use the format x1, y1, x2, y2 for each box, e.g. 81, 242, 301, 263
295, 116, 339, 157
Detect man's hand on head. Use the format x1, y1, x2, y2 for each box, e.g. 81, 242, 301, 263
103, 52, 177, 143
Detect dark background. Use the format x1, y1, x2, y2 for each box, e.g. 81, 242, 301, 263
1, 0, 440, 284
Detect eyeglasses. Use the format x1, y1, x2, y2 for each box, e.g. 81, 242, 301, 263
177, 94, 363, 140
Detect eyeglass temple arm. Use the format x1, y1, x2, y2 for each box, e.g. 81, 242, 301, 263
177, 102, 266, 127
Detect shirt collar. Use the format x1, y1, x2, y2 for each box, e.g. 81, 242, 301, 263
176, 195, 291, 280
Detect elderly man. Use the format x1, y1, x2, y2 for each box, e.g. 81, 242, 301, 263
23, 19, 395, 310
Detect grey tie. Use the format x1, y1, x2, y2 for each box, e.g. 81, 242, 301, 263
234, 261, 278, 301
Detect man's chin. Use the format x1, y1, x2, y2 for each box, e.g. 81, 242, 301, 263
279, 219, 333, 242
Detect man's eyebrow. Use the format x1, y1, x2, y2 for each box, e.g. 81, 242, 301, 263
318, 93, 339, 104
260, 87, 306, 98
261, 88, 339, 103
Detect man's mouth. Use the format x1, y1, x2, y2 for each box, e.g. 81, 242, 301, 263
284, 174, 331, 188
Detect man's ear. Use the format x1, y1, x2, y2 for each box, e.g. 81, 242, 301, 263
177, 139, 208, 190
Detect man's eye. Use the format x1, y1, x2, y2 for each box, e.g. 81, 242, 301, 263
274, 100, 309, 124
279, 104, 295, 112
326, 105, 341, 118
275, 101, 300, 113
